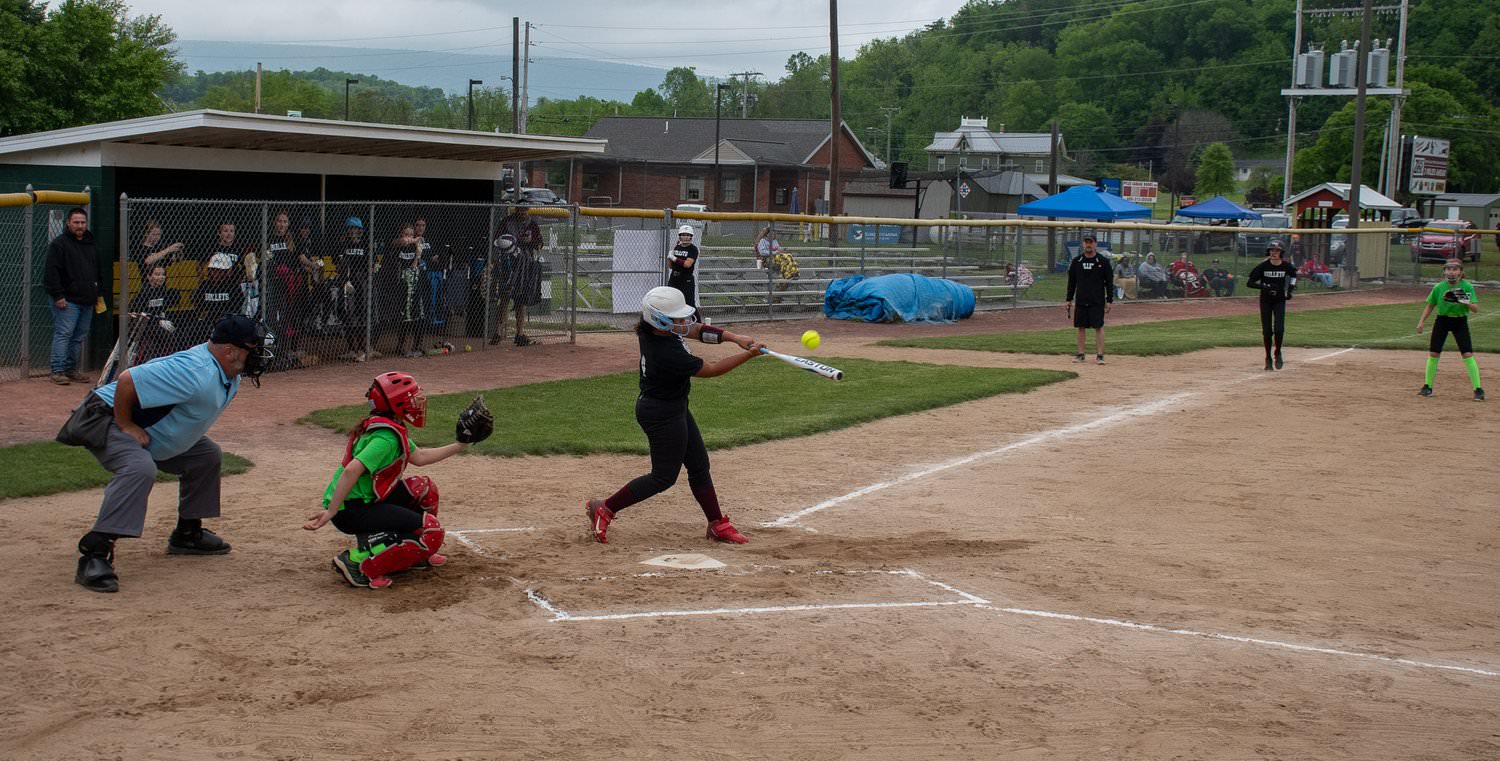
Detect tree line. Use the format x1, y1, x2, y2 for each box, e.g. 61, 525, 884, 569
4, 0, 1497, 200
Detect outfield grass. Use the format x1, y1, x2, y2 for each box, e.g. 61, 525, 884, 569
879, 302, 1499, 356
301, 358, 1075, 456
0, 442, 254, 501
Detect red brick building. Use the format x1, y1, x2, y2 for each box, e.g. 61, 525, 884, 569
542, 117, 877, 214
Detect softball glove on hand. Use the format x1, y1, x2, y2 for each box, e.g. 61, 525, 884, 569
455, 395, 494, 444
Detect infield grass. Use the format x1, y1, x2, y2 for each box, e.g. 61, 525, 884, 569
880, 302, 1500, 356
301, 358, 1074, 457
0, 442, 254, 501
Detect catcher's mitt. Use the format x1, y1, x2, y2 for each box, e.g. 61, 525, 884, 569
1444, 288, 1470, 304
455, 394, 494, 444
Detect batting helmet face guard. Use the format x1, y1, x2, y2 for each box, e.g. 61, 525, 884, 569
642, 286, 696, 335
367, 372, 427, 428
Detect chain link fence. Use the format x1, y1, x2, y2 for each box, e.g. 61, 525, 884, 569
112, 198, 578, 377
0, 185, 92, 382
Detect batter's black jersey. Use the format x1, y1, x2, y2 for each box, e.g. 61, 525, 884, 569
1066, 254, 1114, 305
1248, 260, 1298, 301
638, 329, 705, 401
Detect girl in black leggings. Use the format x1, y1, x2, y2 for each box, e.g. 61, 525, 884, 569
1247, 239, 1298, 371
585, 286, 764, 544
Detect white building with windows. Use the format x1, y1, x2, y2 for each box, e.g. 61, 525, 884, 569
925, 117, 1062, 175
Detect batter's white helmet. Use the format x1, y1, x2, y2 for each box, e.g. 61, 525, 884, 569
677, 224, 695, 237
642, 286, 696, 334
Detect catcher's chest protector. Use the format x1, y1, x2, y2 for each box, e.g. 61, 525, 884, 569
344, 417, 411, 500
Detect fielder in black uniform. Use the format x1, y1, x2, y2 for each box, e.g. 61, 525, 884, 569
1064, 235, 1114, 364
1246, 238, 1298, 371
584, 286, 763, 545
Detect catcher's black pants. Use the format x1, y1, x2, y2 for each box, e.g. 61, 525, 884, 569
331, 480, 424, 543
614, 396, 717, 518
1430, 315, 1473, 354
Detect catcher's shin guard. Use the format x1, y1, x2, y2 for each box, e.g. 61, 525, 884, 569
403, 475, 440, 514
358, 513, 446, 579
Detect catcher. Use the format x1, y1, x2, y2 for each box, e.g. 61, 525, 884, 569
303, 372, 494, 588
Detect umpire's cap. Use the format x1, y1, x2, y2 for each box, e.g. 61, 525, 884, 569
210, 314, 268, 350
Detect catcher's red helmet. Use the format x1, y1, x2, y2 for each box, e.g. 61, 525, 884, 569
367, 372, 427, 427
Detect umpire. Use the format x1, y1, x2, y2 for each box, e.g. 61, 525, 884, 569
1064, 235, 1114, 365
70, 314, 270, 593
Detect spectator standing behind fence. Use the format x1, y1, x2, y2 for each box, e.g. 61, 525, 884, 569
333, 217, 379, 362
130, 264, 181, 357
297, 217, 334, 334
43, 207, 100, 385
191, 222, 246, 345
415, 216, 449, 332
490, 206, 541, 347
381, 223, 424, 355
1137, 253, 1168, 298
134, 220, 184, 280
1064, 234, 1114, 365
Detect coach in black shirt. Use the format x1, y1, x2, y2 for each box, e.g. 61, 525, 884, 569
1065, 235, 1114, 365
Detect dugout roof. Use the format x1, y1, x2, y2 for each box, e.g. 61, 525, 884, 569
0, 109, 606, 172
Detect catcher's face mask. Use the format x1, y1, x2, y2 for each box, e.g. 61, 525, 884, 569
1444, 261, 1462, 282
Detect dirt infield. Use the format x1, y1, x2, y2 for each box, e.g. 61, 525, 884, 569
4, 286, 1498, 761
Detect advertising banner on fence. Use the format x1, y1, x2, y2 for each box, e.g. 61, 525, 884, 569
846, 224, 904, 245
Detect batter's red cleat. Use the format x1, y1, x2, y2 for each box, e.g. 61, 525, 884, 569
706, 517, 748, 544
586, 499, 613, 543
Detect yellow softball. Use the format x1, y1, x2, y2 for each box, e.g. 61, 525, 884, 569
801, 330, 821, 350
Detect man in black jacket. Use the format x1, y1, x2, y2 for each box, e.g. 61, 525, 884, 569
1064, 235, 1114, 365
43, 207, 100, 385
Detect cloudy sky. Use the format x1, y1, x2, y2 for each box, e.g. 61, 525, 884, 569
132, 0, 970, 78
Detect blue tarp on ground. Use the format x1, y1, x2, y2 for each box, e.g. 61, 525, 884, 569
823, 274, 975, 323
1176, 195, 1262, 220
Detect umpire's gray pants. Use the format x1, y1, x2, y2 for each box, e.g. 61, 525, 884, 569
89, 423, 222, 538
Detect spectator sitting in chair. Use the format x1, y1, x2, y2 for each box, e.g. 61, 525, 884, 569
1167, 252, 1200, 286
1301, 256, 1335, 289
1204, 258, 1236, 297
1004, 262, 1036, 291
1113, 254, 1138, 300
1136, 253, 1168, 299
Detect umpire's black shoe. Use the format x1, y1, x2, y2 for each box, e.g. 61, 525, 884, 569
167, 528, 231, 555
1476, 388, 1486, 402
1418, 385, 1433, 397
76, 552, 118, 593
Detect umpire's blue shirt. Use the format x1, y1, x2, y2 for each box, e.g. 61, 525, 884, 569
94, 343, 239, 460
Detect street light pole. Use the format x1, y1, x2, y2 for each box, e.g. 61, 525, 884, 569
468, 79, 483, 131
344, 78, 359, 121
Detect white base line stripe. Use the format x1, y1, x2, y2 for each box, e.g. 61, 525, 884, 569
545, 599, 984, 623
762, 393, 1195, 528
453, 527, 536, 534
450, 533, 486, 556
985, 606, 1500, 678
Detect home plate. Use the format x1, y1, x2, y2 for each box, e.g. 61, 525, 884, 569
640, 553, 725, 570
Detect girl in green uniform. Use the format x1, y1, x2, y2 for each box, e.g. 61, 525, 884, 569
1415, 259, 1483, 401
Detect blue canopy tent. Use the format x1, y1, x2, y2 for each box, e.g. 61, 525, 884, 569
1015, 185, 1153, 221
1176, 196, 1262, 220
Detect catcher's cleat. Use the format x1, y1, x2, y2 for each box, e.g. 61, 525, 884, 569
1418, 385, 1433, 397
706, 517, 749, 544
411, 552, 447, 570
586, 500, 613, 543
167, 528, 231, 555
333, 549, 387, 589
1274, 351, 1284, 370
1476, 388, 1486, 402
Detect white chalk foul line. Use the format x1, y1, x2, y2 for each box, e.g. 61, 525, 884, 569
761, 392, 1196, 528
981, 605, 1500, 679
523, 568, 991, 623
449, 527, 536, 557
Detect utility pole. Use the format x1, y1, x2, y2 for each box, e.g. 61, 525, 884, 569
521, 21, 531, 133
344, 78, 359, 121
1345, 0, 1374, 289
729, 71, 763, 118
254, 63, 262, 113
1047, 118, 1059, 270
828, 0, 842, 217
512, 17, 522, 196
880, 106, 899, 165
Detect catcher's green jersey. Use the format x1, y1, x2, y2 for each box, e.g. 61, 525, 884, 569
322, 429, 414, 508
1427, 279, 1477, 319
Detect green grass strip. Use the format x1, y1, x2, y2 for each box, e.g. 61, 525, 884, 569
301, 357, 1075, 457
0, 442, 254, 501
879, 302, 1499, 356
